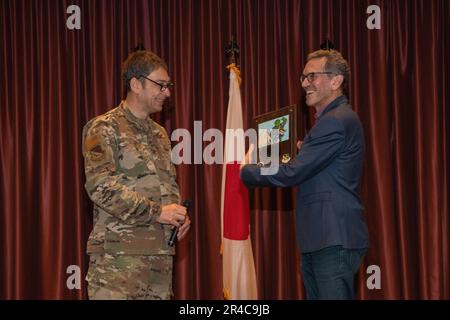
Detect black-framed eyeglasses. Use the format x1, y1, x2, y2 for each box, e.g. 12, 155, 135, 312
140, 76, 174, 92
300, 72, 337, 83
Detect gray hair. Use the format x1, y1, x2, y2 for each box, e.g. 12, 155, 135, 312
307, 49, 350, 94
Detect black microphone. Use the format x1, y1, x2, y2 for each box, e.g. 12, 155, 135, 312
168, 200, 191, 247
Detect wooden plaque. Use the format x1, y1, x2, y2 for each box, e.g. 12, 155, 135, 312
253, 104, 297, 165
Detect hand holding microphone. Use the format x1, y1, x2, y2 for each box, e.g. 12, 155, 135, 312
168, 200, 191, 246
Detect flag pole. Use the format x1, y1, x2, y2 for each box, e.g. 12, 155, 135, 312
225, 36, 240, 65
221, 38, 258, 300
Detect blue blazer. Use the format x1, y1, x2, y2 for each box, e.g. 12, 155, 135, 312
240, 96, 369, 253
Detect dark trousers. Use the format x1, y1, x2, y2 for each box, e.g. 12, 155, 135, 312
301, 245, 367, 300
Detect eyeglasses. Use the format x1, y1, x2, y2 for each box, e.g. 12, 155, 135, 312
300, 72, 337, 83
140, 76, 174, 92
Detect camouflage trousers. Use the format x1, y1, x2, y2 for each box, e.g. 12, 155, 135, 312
86, 253, 173, 300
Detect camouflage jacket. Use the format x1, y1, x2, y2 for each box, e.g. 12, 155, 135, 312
82, 101, 179, 255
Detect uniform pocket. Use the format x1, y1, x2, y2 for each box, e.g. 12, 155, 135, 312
147, 255, 173, 300
104, 225, 174, 255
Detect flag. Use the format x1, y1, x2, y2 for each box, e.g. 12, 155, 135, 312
221, 63, 258, 300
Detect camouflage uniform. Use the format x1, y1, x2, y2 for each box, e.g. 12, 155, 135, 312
82, 101, 179, 300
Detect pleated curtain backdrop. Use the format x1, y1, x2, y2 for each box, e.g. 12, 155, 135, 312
0, 0, 449, 299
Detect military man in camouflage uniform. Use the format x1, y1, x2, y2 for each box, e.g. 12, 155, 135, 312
82, 50, 191, 299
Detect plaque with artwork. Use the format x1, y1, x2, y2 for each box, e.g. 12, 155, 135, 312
253, 105, 297, 164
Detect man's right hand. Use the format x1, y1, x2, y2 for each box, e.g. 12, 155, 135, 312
157, 204, 187, 227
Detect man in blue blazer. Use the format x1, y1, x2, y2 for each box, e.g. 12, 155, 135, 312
240, 50, 369, 299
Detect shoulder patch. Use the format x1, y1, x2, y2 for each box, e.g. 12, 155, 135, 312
85, 135, 105, 161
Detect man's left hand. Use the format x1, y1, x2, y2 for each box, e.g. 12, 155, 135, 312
177, 216, 191, 241
240, 144, 255, 170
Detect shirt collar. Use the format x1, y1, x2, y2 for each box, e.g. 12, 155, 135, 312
120, 101, 151, 128
315, 95, 348, 120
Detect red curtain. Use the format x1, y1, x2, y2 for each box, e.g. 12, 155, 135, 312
1, 0, 449, 299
